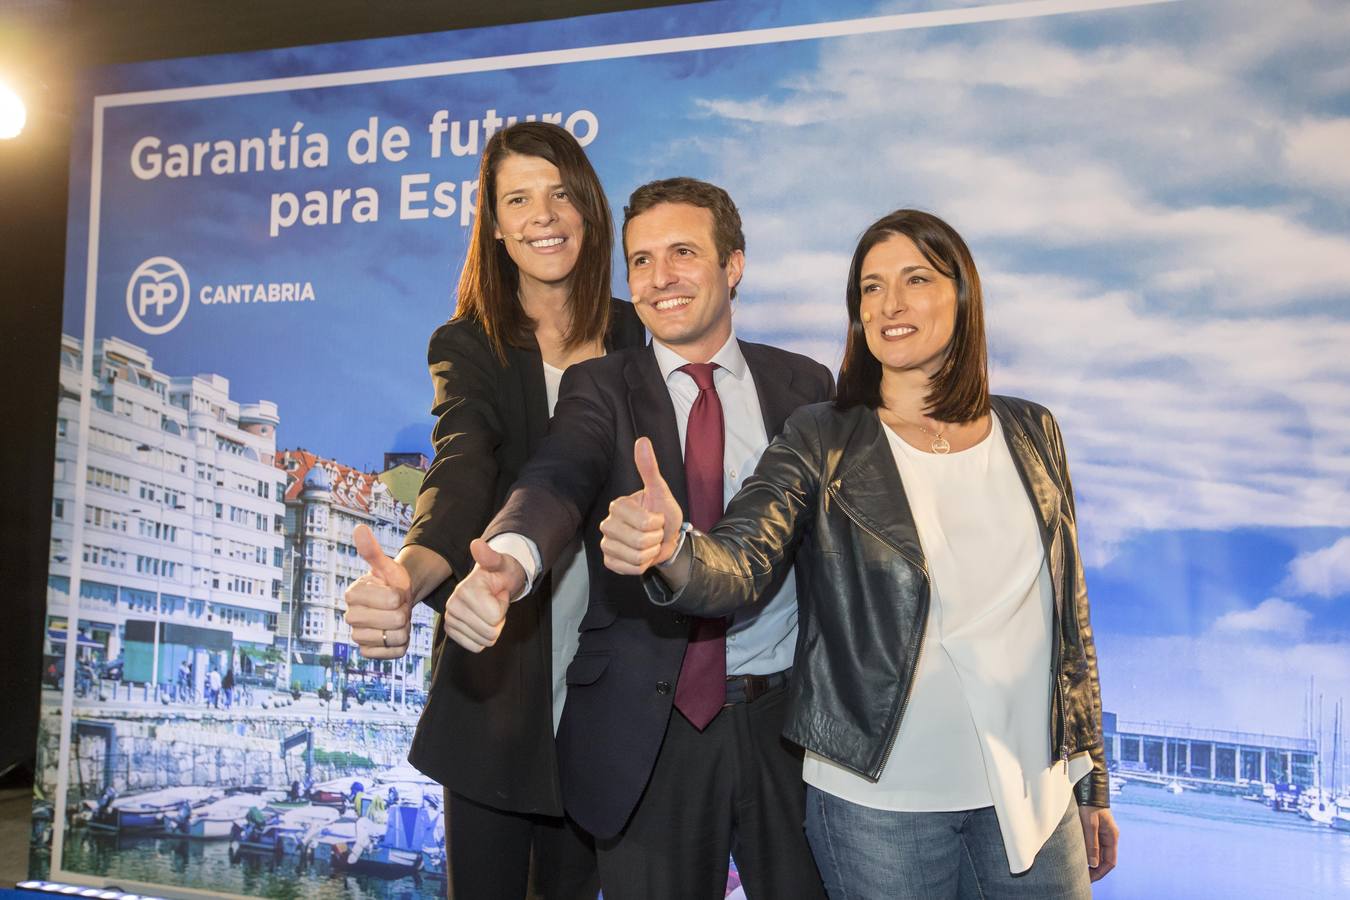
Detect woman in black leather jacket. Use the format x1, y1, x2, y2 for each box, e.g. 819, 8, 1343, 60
599, 210, 1117, 898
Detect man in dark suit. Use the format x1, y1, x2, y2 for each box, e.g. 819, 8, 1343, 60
444, 178, 831, 899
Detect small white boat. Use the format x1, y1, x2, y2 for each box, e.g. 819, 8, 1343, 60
165, 794, 265, 839
375, 765, 440, 788
231, 804, 342, 860
275, 804, 343, 852
1330, 797, 1350, 833
305, 814, 362, 865
89, 786, 223, 832
1302, 789, 1337, 826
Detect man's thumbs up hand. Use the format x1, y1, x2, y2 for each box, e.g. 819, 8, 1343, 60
441, 539, 525, 653
599, 437, 685, 575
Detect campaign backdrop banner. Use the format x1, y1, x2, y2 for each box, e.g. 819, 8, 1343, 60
36, 0, 1350, 897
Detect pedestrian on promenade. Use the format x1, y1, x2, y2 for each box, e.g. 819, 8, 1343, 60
207, 666, 222, 709
176, 659, 191, 702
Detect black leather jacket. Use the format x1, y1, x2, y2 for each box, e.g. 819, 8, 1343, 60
649, 395, 1110, 808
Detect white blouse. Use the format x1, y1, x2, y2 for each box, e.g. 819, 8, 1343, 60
541, 361, 591, 736
801, 413, 1092, 873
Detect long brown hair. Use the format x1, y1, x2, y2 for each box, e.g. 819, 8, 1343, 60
453, 122, 613, 360
835, 209, 990, 422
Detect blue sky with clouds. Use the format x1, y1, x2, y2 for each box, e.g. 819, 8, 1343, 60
63, 0, 1350, 740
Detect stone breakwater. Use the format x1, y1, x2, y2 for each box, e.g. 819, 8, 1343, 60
36, 707, 419, 806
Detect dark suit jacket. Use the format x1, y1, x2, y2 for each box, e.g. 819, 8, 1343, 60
404, 298, 644, 816
485, 339, 833, 839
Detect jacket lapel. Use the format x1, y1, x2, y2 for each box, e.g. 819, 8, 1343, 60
740, 341, 806, 435
624, 347, 689, 511
992, 399, 1063, 540
829, 410, 927, 572
507, 337, 551, 455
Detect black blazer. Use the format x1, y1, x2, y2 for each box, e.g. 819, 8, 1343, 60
485, 340, 833, 839
405, 298, 645, 816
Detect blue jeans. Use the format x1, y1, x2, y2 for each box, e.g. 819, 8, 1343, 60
804, 787, 1092, 899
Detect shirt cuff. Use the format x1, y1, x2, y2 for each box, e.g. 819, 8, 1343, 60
487, 533, 541, 602
656, 522, 693, 570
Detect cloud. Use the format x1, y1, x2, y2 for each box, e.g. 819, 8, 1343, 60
694, 0, 1350, 550
698, 0, 1350, 309
1284, 118, 1350, 192
1212, 597, 1312, 638
1282, 537, 1350, 599
907, 147, 1350, 309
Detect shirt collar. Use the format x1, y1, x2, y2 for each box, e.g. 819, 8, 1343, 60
652, 331, 748, 386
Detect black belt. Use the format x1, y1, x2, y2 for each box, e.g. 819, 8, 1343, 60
723, 668, 790, 706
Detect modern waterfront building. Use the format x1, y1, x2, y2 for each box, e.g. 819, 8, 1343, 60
1104, 712, 1318, 789
276, 449, 433, 697
47, 334, 286, 693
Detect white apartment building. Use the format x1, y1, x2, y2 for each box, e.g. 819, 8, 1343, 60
47, 334, 286, 686
276, 450, 433, 694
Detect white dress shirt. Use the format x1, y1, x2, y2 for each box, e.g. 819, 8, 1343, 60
801, 414, 1092, 873
493, 333, 799, 683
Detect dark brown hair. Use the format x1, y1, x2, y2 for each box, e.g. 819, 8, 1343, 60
835, 209, 990, 422
622, 177, 745, 298
452, 122, 613, 360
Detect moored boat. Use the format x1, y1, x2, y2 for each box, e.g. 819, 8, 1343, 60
230, 803, 341, 862
163, 793, 269, 839
87, 786, 222, 833
309, 776, 364, 808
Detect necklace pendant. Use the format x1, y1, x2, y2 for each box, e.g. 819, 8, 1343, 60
931, 436, 951, 454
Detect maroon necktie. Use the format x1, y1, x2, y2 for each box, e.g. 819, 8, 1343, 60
673, 362, 728, 730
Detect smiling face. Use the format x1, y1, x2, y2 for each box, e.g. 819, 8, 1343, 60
491, 152, 586, 294
858, 233, 958, 378
625, 201, 743, 361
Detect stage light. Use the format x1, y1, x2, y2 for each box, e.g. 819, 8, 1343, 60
0, 79, 27, 138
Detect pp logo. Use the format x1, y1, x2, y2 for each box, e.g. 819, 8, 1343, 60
126, 257, 190, 335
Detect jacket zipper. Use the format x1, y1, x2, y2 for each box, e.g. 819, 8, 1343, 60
1006, 430, 1070, 765
828, 487, 930, 780
1048, 518, 1072, 764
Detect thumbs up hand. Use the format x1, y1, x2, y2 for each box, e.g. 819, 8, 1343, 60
599, 437, 685, 575
442, 539, 524, 653
344, 524, 414, 659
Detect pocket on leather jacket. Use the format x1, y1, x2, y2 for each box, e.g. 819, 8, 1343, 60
565, 652, 610, 686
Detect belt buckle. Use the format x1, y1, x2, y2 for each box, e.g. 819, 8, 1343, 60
723, 670, 787, 706
723, 673, 750, 707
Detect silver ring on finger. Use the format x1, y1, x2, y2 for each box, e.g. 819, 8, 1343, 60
381, 629, 389, 648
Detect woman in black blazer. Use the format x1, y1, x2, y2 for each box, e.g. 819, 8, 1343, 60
343, 122, 643, 899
